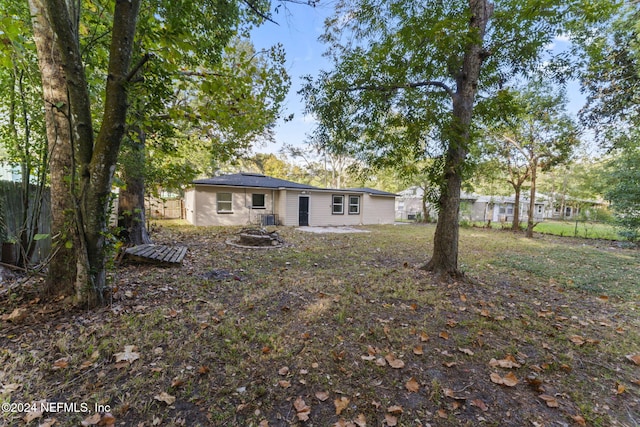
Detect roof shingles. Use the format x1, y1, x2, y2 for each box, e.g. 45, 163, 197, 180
192, 173, 396, 197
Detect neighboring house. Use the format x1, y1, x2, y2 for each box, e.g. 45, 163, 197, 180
396, 185, 549, 224
460, 193, 547, 224
184, 172, 397, 227
395, 186, 437, 221
544, 194, 608, 220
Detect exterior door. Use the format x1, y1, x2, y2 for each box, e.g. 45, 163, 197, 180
298, 196, 309, 226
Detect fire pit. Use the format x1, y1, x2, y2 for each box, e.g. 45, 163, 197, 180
226, 228, 285, 249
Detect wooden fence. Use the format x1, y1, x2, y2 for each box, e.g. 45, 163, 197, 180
0, 180, 52, 265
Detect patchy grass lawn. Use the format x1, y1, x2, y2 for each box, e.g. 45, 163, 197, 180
532, 221, 622, 241
470, 219, 623, 241
1, 224, 639, 427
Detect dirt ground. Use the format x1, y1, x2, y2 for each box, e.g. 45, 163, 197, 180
0, 224, 638, 427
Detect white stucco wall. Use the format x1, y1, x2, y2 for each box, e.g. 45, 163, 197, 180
186, 186, 277, 226
186, 186, 396, 227
308, 192, 363, 226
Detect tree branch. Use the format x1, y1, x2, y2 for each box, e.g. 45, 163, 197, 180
126, 52, 152, 82
242, 0, 278, 25
349, 80, 454, 98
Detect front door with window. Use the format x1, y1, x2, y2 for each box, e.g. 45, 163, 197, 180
299, 196, 310, 226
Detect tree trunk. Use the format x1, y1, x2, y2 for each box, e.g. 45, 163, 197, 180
79, 0, 141, 306
118, 132, 152, 245
512, 187, 521, 231
421, 190, 431, 223
526, 158, 538, 238
422, 0, 493, 279
33, 0, 142, 306
28, 0, 78, 298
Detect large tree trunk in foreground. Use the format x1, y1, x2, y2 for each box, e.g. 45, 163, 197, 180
422, 0, 494, 279
29, 0, 78, 298
32, 0, 141, 306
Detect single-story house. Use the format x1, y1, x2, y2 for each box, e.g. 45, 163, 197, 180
543, 194, 608, 220
460, 193, 547, 223
184, 172, 397, 227
395, 186, 549, 223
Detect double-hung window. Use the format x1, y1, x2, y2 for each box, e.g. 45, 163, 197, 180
332, 195, 344, 215
217, 193, 233, 213
252, 193, 266, 209
348, 196, 360, 215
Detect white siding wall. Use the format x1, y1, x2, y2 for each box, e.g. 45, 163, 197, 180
362, 195, 396, 224
284, 191, 301, 226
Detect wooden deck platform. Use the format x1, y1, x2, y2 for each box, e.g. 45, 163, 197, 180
123, 244, 187, 265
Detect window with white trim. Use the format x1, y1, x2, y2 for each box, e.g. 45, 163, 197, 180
252, 193, 266, 209
217, 193, 233, 213
348, 195, 360, 214
332, 195, 344, 215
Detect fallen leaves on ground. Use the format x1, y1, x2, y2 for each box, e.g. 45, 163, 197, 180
334, 396, 350, 415
1, 307, 28, 322
626, 353, 640, 365
80, 412, 115, 426
154, 391, 176, 405
384, 354, 405, 369
489, 354, 521, 369
539, 394, 560, 408
490, 371, 519, 387
0, 383, 20, 396
405, 377, 420, 392
471, 399, 489, 411
114, 345, 140, 364
278, 366, 289, 375
458, 347, 474, 356
294, 397, 311, 421
315, 391, 329, 401
52, 357, 69, 370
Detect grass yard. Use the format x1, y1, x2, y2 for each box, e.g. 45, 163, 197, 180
0, 223, 639, 426
469, 219, 623, 241
532, 220, 623, 241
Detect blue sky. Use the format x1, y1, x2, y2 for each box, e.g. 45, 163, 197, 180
249, 5, 587, 156
249, 3, 335, 155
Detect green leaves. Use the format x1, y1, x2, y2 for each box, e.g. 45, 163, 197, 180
605, 146, 640, 241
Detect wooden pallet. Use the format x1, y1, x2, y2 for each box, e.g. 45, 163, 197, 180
123, 244, 187, 265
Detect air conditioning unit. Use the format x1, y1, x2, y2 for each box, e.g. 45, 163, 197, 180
259, 214, 278, 226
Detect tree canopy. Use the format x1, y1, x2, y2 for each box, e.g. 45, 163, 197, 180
3, 0, 294, 305
301, 0, 585, 277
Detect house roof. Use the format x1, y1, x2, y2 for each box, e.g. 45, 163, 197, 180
193, 174, 398, 198
347, 187, 398, 197
192, 173, 319, 190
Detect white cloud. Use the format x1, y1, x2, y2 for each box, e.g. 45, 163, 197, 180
300, 114, 318, 124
